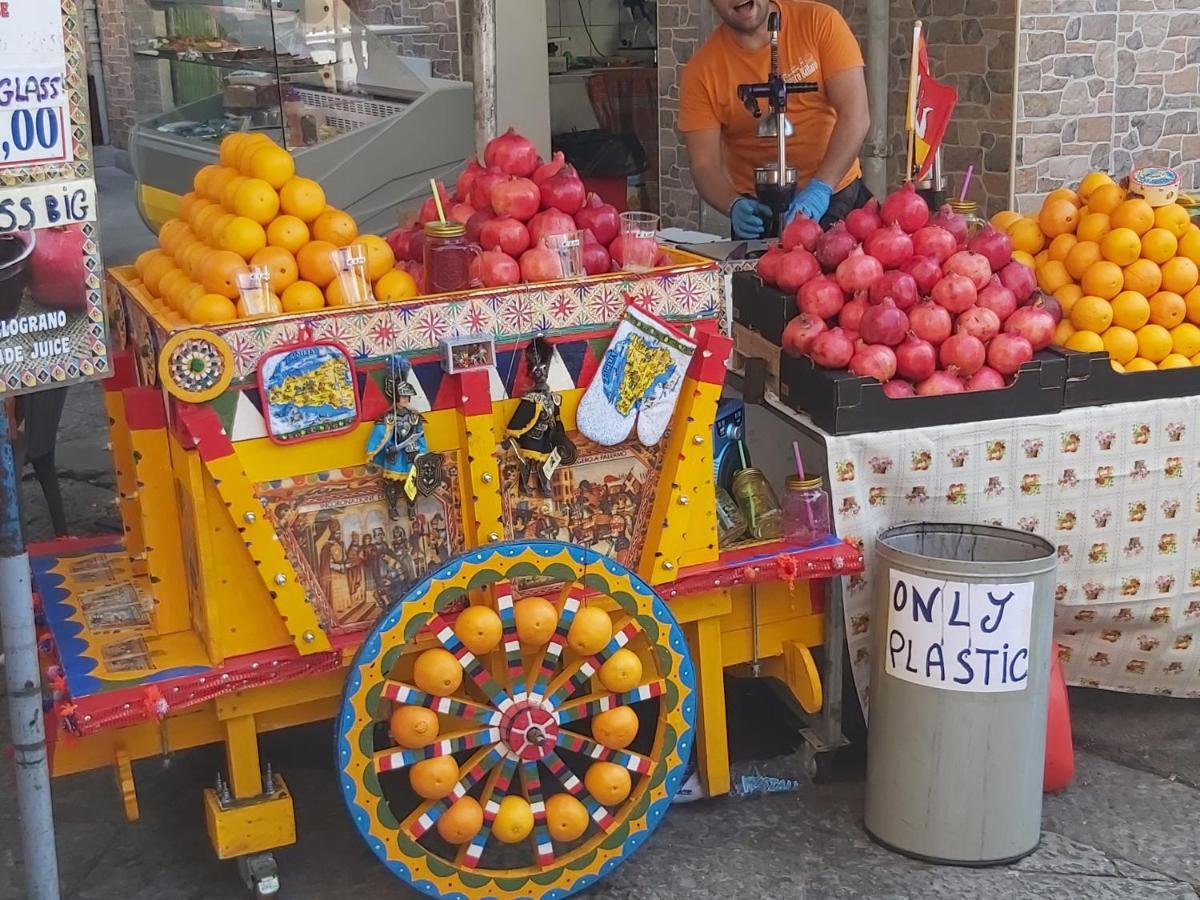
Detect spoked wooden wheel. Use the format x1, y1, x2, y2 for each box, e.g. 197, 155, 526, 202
337, 540, 696, 899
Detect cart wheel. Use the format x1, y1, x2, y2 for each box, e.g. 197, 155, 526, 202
236, 852, 280, 897
801, 745, 834, 785
337, 540, 696, 900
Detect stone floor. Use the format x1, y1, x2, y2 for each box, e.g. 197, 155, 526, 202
1, 158, 1198, 899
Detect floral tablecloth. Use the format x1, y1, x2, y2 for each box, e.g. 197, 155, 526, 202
819, 396, 1200, 704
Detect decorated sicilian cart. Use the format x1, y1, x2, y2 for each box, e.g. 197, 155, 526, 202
32, 251, 861, 898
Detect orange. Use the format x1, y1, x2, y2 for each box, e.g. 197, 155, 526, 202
180, 282, 206, 313
1140, 227, 1178, 264
233, 178, 280, 225
205, 166, 240, 204
453, 605, 503, 655
192, 203, 224, 242
592, 706, 639, 749
219, 132, 249, 168
388, 705, 439, 748
280, 280, 326, 313
210, 212, 237, 247
1075, 212, 1111, 243
1155, 203, 1192, 239
158, 268, 190, 309
1087, 182, 1126, 215
1186, 285, 1200, 324
1123, 258, 1162, 297
1054, 283, 1083, 314
360, 234, 397, 281
182, 244, 215, 279
1100, 227, 1141, 266
177, 191, 203, 222
235, 133, 272, 174
990, 210, 1021, 232
493, 796, 534, 845
220, 175, 250, 212
1136, 323, 1173, 362
1111, 290, 1151, 330
1178, 225, 1200, 265
1111, 198, 1155, 235
1047, 187, 1081, 208
1047, 233, 1077, 262
247, 143, 296, 190
1161, 256, 1199, 294
250, 246, 299, 294
599, 648, 643, 693
567, 606, 613, 656
135, 247, 167, 277
1101, 326, 1138, 364
1080, 260, 1123, 299
514, 596, 558, 647
1035, 250, 1049, 269
296, 240, 340, 287
266, 215, 310, 255
279, 176, 327, 222
1007, 217, 1046, 255
192, 163, 221, 197
312, 208, 359, 247
412, 648, 462, 696
1078, 171, 1114, 201
189, 292, 238, 324
436, 796, 483, 844
1053, 319, 1076, 347
584, 761, 632, 807
1170, 322, 1200, 358
409, 756, 459, 801
1148, 291, 1186, 328
1159, 353, 1191, 369
546, 794, 589, 843
1038, 197, 1080, 238
220, 216, 268, 260
1036, 260, 1071, 293
325, 274, 372, 307
1065, 330, 1104, 353
1064, 240, 1103, 280
158, 218, 192, 254
1111, 360, 1126, 373
201, 250, 249, 299
375, 269, 419, 302
1011, 249, 1037, 270
1069, 294, 1113, 333
142, 255, 179, 297
1125, 357, 1157, 372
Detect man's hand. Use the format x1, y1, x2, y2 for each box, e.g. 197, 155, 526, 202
787, 179, 833, 224
730, 197, 772, 239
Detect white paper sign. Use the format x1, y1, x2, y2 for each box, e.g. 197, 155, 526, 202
886, 569, 1034, 693
0, 178, 93, 233
0, 1, 72, 167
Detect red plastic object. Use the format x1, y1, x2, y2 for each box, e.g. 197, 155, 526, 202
582, 176, 627, 212
1043, 643, 1075, 792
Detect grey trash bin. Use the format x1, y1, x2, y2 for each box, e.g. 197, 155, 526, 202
863, 522, 1057, 865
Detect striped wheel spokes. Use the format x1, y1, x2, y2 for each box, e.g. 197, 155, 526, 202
556, 732, 655, 775
375, 727, 501, 773
555, 679, 667, 726
381, 680, 503, 727
545, 619, 642, 708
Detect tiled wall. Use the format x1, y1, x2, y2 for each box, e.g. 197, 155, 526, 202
96, 0, 163, 148
347, 0, 467, 81
546, 0, 626, 58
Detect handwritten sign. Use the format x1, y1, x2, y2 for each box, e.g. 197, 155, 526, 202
0, 177, 93, 233
886, 569, 1033, 693
0, 0, 72, 168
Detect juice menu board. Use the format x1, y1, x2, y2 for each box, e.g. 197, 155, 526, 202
0, 0, 73, 168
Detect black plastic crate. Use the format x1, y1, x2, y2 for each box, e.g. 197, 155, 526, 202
778, 351, 1068, 434
1057, 348, 1200, 408
731, 270, 794, 346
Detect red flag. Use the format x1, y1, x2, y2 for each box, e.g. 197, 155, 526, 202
912, 36, 957, 182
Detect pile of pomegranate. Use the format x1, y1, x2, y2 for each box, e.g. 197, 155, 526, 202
762, 183, 1058, 397
386, 128, 666, 289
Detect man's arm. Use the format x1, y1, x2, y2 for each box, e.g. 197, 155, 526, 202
812, 66, 870, 190
682, 128, 741, 217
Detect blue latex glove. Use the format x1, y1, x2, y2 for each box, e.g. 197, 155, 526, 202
788, 179, 834, 224
730, 197, 772, 239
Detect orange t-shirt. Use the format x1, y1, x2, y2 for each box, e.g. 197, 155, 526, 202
679, 1, 864, 195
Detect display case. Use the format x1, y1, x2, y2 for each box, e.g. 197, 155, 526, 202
128, 0, 473, 233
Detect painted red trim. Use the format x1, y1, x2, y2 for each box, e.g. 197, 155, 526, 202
456, 369, 493, 417
122, 387, 167, 431
686, 329, 734, 386
175, 404, 235, 461
103, 348, 138, 392
663, 540, 862, 600
27, 534, 121, 557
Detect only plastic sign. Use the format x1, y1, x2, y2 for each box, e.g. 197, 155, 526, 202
886, 570, 1033, 693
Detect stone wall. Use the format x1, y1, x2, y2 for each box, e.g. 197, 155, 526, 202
346, 0, 467, 81
96, 0, 163, 148
1014, 0, 1200, 213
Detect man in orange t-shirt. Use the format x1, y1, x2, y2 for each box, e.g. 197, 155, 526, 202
680, 0, 871, 238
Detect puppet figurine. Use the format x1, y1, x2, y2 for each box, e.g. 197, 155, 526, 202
506, 336, 576, 495
366, 354, 443, 518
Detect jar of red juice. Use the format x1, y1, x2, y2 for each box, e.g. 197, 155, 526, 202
423, 221, 482, 294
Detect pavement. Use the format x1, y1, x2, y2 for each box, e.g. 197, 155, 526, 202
2, 157, 1199, 899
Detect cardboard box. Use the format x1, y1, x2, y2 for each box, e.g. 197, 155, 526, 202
732, 323, 781, 395
1057, 348, 1200, 408
731, 270, 793, 346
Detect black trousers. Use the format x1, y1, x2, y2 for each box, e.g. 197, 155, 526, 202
819, 177, 874, 229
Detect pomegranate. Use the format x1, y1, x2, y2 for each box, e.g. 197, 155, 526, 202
911, 225, 957, 264
532, 151, 566, 186
916, 370, 966, 395
418, 184, 451, 225
480, 217, 532, 257
448, 202, 475, 225
1004, 304, 1056, 351
757, 245, 786, 286
386, 225, 418, 261
815, 221, 857, 271
939, 333, 986, 376
845, 197, 882, 242
967, 224, 1013, 272
1029, 291, 1063, 324
519, 245, 563, 282
863, 223, 914, 270
580, 230, 612, 276
909, 299, 953, 345
882, 378, 917, 398
484, 127, 539, 177
466, 209, 495, 243
781, 215, 822, 252
976, 275, 1018, 322
895, 333, 937, 381
839, 295, 869, 332
944, 250, 992, 291
455, 159, 485, 202
998, 260, 1037, 302
491, 176, 541, 221
931, 273, 977, 314
608, 232, 659, 269
475, 249, 521, 287
28, 224, 86, 310
900, 255, 943, 295
539, 164, 586, 215
574, 193, 620, 246
471, 167, 507, 212
987, 333, 1034, 375
810, 327, 856, 369
965, 366, 1007, 392
798, 275, 845, 320
881, 182, 930, 233
782, 313, 827, 357
850, 343, 898, 382
776, 249, 821, 293
930, 204, 968, 247
836, 248, 884, 294
527, 208, 577, 244
860, 298, 909, 347
868, 270, 919, 310
956, 306, 1001, 343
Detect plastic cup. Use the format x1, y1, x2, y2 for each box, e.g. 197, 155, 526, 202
542, 230, 585, 279
333, 243, 374, 305
236, 266, 280, 317
618, 211, 659, 272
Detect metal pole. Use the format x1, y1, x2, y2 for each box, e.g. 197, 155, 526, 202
472, 0, 497, 157
0, 410, 60, 899
862, 0, 889, 198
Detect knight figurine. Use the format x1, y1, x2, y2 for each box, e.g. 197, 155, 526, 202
366, 354, 443, 519
506, 336, 576, 495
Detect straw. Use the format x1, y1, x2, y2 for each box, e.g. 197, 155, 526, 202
792, 441, 805, 479
429, 178, 446, 224
959, 164, 974, 203
737, 440, 748, 470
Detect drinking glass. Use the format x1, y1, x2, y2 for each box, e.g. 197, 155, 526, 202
543, 230, 585, 279
618, 211, 660, 272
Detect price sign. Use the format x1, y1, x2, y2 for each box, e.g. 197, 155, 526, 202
0, 2, 73, 168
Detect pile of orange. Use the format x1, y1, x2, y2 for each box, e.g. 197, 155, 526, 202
132, 132, 417, 325
994, 172, 1200, 372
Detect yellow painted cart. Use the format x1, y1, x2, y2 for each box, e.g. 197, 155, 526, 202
35, 256, 862, 897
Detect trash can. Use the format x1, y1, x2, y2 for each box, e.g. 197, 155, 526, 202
863, 522, 1057, 865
